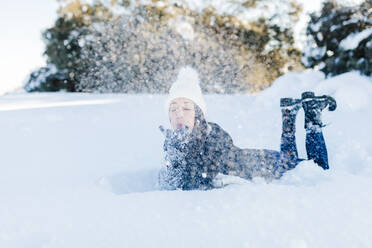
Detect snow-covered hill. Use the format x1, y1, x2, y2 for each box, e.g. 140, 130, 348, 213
0, 71, 371, 247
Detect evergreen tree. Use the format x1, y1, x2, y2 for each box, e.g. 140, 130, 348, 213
303, 0, 372, 76
25, 0, 113, 92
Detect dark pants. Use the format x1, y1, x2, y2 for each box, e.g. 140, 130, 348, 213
232, 109, 328, 181
305, 126, 329, 169
278, 110, 300, 169
275, 110, 329, 175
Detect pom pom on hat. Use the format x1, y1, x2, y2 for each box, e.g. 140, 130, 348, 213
165, 66, 206, 114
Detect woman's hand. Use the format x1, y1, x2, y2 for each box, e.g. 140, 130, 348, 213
159, 125, 191, 165
158, 125, 192, 190
159, 125, 191, 149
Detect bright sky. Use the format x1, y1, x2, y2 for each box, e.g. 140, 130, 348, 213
0, 1, 59, 94
0, 0, 363, 95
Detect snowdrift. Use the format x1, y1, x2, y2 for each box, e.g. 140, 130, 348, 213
0, 71, 371, 247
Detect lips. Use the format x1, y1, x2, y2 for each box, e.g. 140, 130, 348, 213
176, 123, 183, 129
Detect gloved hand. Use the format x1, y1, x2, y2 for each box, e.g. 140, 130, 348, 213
158, 125, 191, 189
159, 125, 191, 164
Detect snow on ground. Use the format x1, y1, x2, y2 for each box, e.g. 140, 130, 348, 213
0, 71, 372, 247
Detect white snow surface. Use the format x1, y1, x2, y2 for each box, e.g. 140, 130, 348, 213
1, 71, 372, 247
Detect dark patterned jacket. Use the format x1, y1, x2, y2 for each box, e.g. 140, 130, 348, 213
159, 122, 284, 190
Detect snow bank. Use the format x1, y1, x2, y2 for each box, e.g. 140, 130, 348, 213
0, 71, 371, 247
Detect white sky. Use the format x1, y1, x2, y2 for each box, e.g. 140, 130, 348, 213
0, 0, 363, 95
0, 1, 59, 94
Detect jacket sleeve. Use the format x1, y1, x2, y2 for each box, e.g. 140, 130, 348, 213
228, 148, 284, 181
208, 123, 284, 182
204, 123, 235, 178
158, 131, 190, 190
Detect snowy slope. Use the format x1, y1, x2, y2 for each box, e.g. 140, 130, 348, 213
0, 71, 371, 247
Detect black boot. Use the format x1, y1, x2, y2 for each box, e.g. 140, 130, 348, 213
279, 98, 301, 169
301, 91, 337, 170
280, 98, 302, 112
301, 91, 337, 128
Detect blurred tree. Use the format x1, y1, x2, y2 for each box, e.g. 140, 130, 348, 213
25, 0, 113, 92
303, 0, 372, 76
78, 0, 304, 93
26, 0, 304, 93
24, 65, 70, 92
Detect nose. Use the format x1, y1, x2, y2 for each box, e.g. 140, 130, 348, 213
174, 108, 184, 118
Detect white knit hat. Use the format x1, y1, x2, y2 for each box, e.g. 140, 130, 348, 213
165, 66, 207, 114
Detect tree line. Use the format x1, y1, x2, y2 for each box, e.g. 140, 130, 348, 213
25, 0, 372, 93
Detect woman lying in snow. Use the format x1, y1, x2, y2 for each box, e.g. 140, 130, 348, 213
158, 66, 337, 190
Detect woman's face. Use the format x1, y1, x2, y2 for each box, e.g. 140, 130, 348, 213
169, 97, 195, 132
